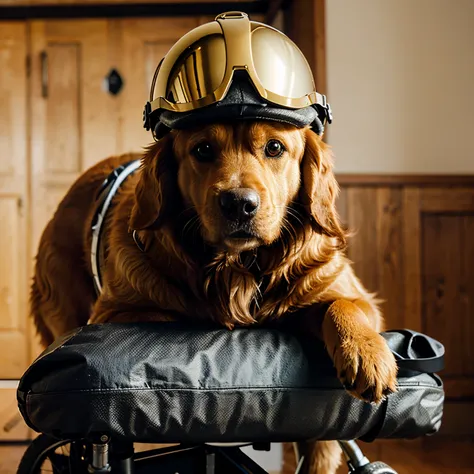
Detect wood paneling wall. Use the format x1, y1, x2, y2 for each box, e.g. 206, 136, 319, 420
336, 176, 474, 435
0, 23, 30, 380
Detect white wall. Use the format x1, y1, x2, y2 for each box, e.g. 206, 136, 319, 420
325, 0, 474, 173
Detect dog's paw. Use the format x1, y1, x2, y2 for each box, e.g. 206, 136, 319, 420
332, 331, 398, 404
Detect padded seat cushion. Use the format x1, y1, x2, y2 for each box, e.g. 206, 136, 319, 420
17, 323, 444, 443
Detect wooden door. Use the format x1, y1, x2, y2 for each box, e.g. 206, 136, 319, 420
0, 22, 29, 379
28, 20, 115, 355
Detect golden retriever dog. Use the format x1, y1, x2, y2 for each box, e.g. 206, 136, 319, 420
31, 122, 397, 473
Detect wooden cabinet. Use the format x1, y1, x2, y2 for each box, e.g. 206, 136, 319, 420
30, 20, 114, 255
338, 180, 474, 435
408, 188, 474, 436
0, 23, 29, 380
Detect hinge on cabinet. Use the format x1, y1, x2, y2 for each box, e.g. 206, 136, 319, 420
26, 54, 31, 78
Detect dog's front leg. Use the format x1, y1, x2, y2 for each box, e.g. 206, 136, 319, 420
322, 299, 398, 403
282, 300, 398, 474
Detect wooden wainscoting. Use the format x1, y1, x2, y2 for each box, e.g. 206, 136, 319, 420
336, 175, 474, 436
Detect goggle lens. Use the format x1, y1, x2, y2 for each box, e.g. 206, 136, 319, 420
165, 34, 226, 104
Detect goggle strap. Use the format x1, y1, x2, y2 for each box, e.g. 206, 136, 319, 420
314, 93, 333, 125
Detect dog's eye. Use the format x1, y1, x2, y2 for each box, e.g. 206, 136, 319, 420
265, 139, 285, 158
191, 142, 214, 162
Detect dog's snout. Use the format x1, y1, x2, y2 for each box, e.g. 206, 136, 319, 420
219, 188, 260, 221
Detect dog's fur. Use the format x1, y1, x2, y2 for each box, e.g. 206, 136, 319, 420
31, 122, 397, 474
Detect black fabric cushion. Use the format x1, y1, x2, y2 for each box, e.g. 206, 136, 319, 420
17, 323, 444, 443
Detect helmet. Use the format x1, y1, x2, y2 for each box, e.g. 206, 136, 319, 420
143, 11, 332, 139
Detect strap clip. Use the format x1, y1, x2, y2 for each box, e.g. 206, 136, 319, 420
143, 101, 152, 131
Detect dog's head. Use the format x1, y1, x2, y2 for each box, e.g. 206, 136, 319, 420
130, 122, 345, 253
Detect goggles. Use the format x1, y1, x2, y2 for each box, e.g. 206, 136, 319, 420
143, 11, 332, 137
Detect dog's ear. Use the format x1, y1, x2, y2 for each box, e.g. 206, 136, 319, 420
300, 129, 346, 245
129, 134, 179, 230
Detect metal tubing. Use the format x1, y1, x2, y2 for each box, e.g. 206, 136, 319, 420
206, 452, 216, 474
115, 442, 135, 474
117, 457, 135, 474
338, 440, 370, 471
89, 442, 111, 473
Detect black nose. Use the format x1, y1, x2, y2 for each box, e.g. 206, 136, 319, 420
219, 188, 260, 221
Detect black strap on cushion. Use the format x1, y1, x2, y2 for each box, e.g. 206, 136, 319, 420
382, 329, 445, 374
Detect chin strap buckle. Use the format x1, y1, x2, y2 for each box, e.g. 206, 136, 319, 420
320, 94, 333, 125
325, 101, 333, 124
143, 101, 152, 131
315, 93, 333, 125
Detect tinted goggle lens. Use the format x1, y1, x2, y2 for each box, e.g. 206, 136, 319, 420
165, 34, 226, 104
